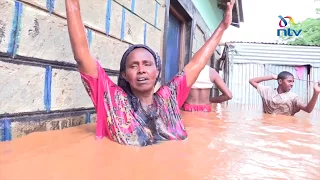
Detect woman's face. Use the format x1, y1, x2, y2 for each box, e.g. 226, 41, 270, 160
122, 48, 159, 94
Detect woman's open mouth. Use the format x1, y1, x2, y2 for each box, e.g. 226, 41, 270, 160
136, 77, 149, 84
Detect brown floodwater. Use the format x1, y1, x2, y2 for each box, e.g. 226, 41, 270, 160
1, 104, 320, 180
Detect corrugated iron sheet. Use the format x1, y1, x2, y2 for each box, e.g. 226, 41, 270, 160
227, 42, 320, 110
229, 43, 320, 67
229, 41, 320, 47
228, 63, 265, 107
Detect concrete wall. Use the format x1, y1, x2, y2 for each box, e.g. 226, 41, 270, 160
0, 0, 165, 141
192, 0, 223, 33
191, 0, 223, 65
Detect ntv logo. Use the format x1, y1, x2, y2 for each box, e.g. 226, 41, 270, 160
277, 15, 302, 36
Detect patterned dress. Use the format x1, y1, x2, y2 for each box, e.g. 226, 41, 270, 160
80, 61, 191, 146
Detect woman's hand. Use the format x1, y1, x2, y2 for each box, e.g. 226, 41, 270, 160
220, 0, 235, 30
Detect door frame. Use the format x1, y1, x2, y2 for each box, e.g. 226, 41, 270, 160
161, 0, 193, 85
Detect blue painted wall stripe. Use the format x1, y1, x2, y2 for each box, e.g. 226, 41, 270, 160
46, 0, 50, 12
144, 23, 147, 45
4, 119, 12, 141
120, 8, 126, 40
7, 1, 18, 56
44, 66, 52, 112
13, 2, 22, 57
85, 112, 91, 124
44, 66, 49, 112
51, 0, 55, 13
46, 0, 55, 14
131, 0, 135, 12
0, 118, 12, 141
47, 66, 52, 112
0, 120, 4, 141
44, 67, 48, 111
105, 0, 112, 35
154, 2, 159, 27
7, 1, 23, 57
86, 28, 92, 47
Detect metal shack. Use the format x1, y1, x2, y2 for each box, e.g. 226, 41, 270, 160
218, 42, 320, 109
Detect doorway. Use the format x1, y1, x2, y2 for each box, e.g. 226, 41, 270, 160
165, 13, 181, 82
162, 0, 192, 84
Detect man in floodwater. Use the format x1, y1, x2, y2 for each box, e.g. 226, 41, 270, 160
183, 65, 232, 112
249, 71, 320, 116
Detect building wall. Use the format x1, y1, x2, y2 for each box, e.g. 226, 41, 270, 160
0, 0, 165, 141
192, 0, 223, 32
192, 25, 206, 56
191, 1, 223, 66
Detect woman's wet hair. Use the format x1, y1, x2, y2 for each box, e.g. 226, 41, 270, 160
117, 44, 161, 111
277, 71, 294, 80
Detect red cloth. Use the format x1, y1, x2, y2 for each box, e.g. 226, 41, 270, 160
183, 103, 212, 112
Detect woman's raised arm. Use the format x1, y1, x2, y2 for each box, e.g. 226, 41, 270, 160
183, 0, 235, 87
66, 0, 97, 77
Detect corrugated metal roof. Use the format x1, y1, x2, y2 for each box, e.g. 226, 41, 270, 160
228, 41, 320, 47
227, 42, 320, 67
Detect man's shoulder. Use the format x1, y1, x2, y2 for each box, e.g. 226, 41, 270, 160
257, 84, 273, 91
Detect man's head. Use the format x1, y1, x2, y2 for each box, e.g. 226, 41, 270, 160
277, 71, 294, 92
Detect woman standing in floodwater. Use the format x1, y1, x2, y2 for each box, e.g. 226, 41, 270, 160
65, 0, 235, 146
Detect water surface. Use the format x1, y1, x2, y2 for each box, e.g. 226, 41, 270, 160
1, 104, 319, 179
